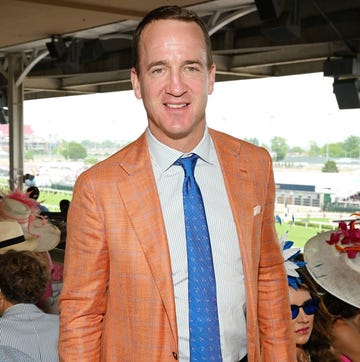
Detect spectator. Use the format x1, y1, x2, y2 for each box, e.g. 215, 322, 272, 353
59, 199, 70, 221
0, 246, 59, 361
323, 293, 360, 362
280, 235, 338, 361
304, 220, 360, 362
26, 186, 49, 213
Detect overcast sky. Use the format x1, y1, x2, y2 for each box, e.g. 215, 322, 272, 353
24, 72, 360, 149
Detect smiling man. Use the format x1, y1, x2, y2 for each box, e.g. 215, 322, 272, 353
59, 6, 295, 362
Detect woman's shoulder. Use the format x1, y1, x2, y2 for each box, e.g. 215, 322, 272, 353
332, 318, 354, 336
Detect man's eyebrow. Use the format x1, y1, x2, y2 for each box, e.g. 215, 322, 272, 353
146, 61, 167, 71
146, 59, 204, 72
183, 60, 203, 66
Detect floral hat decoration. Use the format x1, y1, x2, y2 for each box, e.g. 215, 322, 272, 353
326, 213, 360, 259
0, 188, 60, 253
303, 214, 360, 308
279, 231, 306, 290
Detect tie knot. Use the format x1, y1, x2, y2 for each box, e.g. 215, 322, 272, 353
175, 154, 199, 178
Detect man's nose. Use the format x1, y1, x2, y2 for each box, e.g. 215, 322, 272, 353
166, 70, 187, 96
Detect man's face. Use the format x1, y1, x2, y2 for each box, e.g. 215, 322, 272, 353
131, 19, 215, 152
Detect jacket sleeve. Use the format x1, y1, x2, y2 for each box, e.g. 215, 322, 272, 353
59, 170, 108, 361
257, 150, 296, 361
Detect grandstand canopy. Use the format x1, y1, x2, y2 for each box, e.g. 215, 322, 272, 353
1, 0, 359, 100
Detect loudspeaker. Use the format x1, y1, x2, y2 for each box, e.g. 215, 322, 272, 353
46, 35, 68, 59
255, 0, 285, 20
333, 78, 360, 109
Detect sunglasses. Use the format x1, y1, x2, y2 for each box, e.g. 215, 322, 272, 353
291, 298, 319, 319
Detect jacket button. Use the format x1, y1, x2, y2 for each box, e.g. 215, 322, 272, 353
172, 352, 178, 360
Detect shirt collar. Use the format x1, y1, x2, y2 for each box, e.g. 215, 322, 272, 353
146, 126, 213, 173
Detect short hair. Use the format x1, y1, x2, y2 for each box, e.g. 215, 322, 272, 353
0, 250, 49, 304
132, 5, 213, 73
26, 186, 40, 200
59, 199, 70, 211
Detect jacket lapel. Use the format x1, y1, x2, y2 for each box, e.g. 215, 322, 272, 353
115, 133, 178, 343
210, 129, 255, 275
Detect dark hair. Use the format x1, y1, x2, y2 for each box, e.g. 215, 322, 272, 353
132, 5, 213, 73
0, 250, 49, 304
26, 186, 40, 200
323, 292, 360, 319
296, 267, 339, 362
59, 199, 70, 211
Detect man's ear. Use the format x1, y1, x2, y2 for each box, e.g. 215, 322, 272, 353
208, 63, 216, 95
131, 67, 142, 100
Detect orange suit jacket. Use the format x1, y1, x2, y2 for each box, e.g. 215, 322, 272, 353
59, 128, 296, 361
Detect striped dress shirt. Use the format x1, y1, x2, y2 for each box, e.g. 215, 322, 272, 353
147, 127, 247, 362
0, 345, 35, 361
0, 303, 59, 362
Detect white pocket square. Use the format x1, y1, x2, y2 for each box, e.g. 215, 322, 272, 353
253, 205, 262, 216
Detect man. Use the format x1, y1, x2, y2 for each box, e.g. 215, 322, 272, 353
59, 6, 295, 361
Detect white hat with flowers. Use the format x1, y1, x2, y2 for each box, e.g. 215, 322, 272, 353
303, 214, 360, 308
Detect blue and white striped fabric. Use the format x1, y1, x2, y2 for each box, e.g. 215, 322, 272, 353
0, 345, 35, 362
0, 304, 59, 362
147, 128, 247, 361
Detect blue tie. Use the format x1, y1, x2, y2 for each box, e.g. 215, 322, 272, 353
175, 154, 222, 361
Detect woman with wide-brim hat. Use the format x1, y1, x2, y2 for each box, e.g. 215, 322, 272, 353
303, 217, 360, 362
280, 233, 338, 362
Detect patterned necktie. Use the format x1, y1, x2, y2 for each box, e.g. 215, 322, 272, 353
175, 154, 222, 361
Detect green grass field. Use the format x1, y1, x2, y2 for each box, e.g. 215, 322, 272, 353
0, 179, 72, 212
38, 190, 72, 211
275, 223, 329, 249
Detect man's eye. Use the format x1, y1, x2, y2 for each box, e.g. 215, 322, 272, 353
186, 66, 197, 72
152, 68, 163, 74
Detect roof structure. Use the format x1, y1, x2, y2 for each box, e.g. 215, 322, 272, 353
0, 0, 359, 100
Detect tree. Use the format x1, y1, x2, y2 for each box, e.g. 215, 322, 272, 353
322, 160, 338, 173
244, 137, 259, 146
289, 146, 304, 154
61, 141, 87, 160
343, 135, 360, 158
322, 143, 344, 158
85, 157, 99, 165
308, 141, 321, 157
271, 136, 288, 161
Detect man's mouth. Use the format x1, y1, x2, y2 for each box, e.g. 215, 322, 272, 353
165, 103, 188, 109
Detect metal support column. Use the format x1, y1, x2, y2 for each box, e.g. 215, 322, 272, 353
8, 53, 24, 190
